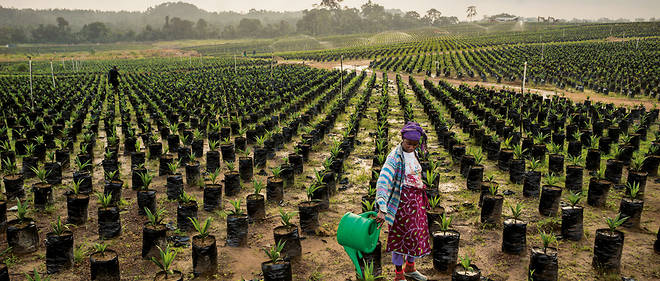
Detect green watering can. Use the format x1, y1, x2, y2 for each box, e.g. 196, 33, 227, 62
336, 211, 380, 279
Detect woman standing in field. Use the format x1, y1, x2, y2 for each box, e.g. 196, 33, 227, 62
375, 121, 430, 281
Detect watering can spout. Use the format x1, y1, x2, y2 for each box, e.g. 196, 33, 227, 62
337, 211, 380, 279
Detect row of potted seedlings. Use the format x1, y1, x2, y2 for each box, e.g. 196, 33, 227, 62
406, 77, 659, 279
0, 65, 356, 278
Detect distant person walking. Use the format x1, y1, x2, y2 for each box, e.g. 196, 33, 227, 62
375, 121, 430, 281
108, 66, 120, 91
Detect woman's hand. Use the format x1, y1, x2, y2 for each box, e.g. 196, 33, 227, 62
375, 210, 386, 228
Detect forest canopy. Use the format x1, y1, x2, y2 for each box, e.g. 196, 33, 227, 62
0, 1, 457, 44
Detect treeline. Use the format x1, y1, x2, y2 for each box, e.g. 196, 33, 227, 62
297, 2, 458, 36
0, 1, 459, 44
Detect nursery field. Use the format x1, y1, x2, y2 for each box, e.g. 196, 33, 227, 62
0, 21, 659, 281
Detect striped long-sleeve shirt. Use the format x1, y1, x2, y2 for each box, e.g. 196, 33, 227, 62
376, 144, 407, 225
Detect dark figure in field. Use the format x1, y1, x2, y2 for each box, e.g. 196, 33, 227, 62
108, 66, 120, 91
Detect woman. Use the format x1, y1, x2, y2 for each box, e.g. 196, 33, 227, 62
375, 121, 430, 281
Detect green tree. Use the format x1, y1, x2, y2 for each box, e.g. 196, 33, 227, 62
317, 0, 344, 10
56, 17, 69, 31
80, 22, 109, 42
195, 18, 208, 38
237, 18, 262, 37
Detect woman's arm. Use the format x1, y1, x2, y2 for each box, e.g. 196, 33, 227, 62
375, 152, 397, 213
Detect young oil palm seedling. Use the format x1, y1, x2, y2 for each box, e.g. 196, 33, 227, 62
593, 214, 628, 272
452, 254, 480, 280
44, 151, 61, 185
481, 176, 503, 225
238, 147, 254, 181
431, 214, 461, 272
151, 245, 182, 280
270, 166, 282, 178
137, 172, 157, 216
67, 179, 90, 225
376, 154, 386, 168
360, 260, 385, 281
72, 157, 93, 193
498, 136, 515, 171
605, 147, 626, 184
587, 164, 612, 207
427, 196, 445, 234
561, 191, 584, 241
96, 192, 121, 239
299, 183, 322, 235
142, 207, 167, 260
565, 153, 583, 186
46, 216, 74, 273
509, 144, 527, 184
466, 149, 485, 192
189, 217, 217, 277
89, 242, 120, 280
529, 231, 558, 281
145, 207, 165, 226
225, 161, 235, 172
103, 169, 123, 205
7, 199, 39, 254
220, 137, 235, 163
547, 142, 564, 175
539, 173, 562, 216
21, 143, 38, 178
522, 158, 542, 197
165, 160, 184, 199
246, 179, 265, 222
203, 168, 222, 212
220, 160, 240, 197
31, 166, 53, 209
1, 158, 22, 200
307, 169, 328, 209
472, 149, 484, 166
619, 182, 643, 228
261, 241, 291, 280
502, 202, 527, 254
478, 174, 496, 207
361, 199, 376, 213
424, 169, 440, 189
226, 199, 248, 247
177, 190, 197, 232
185, 151, 201, 187
626, 153, 648, 195
273, 209, 301, 260
266, 160, 284, 203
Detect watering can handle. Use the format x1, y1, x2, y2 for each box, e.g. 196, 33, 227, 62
359, 211, 377, 218
359, 211, 384, 228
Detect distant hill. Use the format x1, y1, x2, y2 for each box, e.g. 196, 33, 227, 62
0, 1, 303, 32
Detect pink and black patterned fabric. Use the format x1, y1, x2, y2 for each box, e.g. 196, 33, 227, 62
385, 184, 431, 258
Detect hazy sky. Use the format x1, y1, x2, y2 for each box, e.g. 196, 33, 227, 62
1, 0, 658, 20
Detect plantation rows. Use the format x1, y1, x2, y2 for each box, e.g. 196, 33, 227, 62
0, 57, 267, 75
277, 35, 483, 62
456, 22, 660, 46
0, 56, 394, 280
276, 22, 660, 62
372, 38, 660, 98
0, 52, 658, 281
396, 73, 660, 280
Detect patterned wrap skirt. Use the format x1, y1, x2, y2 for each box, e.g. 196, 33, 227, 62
385, 184, 431, 258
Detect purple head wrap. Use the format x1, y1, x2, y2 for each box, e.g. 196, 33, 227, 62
401, 121, 427, 152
